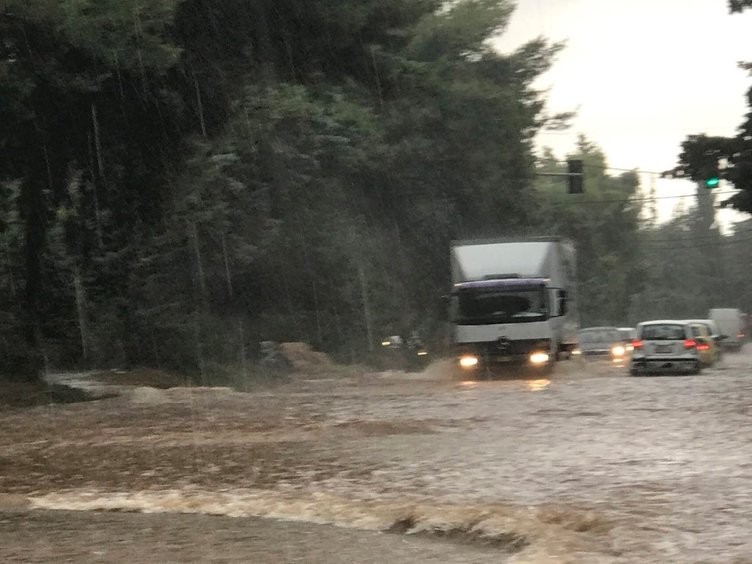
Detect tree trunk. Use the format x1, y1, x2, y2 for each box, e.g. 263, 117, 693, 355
238, 318, 248, 390
20, 176, 45, 382
191, 222, 207, 299
88, 107, 105, 250
193, 310, 206, 384
73, 264, 90, 365
4, 239, 16, 299
194, 72, 208, 138
221, 232, 233, 299
357, 262, 374, 353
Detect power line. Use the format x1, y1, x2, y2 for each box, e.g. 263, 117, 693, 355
587, 164, 668, 176
642, 228, 752, 244
543, 159, 710, 178
540, 160, 668, 176
640, 235, 752, 251
546, 190, 738, 208
608, 238, 751, 258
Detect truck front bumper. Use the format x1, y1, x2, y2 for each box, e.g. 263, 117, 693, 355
457, 339, 553, 371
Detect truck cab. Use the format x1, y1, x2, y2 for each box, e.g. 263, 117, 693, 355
449, 238, 578, 375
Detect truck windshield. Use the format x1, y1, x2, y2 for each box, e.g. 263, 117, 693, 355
455, 287, 548, 324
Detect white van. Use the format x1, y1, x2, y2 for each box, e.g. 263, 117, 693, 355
708, 308, 746, 351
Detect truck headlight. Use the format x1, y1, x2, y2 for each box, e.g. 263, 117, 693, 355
529, 352, 550, 365
459, 355, 479, 368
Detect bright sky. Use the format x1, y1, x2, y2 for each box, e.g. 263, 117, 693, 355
493, 0, 752, 229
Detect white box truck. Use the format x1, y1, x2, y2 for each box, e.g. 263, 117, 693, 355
449, 237, 579, 373
709, 308, 746, 351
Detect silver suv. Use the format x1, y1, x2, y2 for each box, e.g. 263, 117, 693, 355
630, 320, 701, 376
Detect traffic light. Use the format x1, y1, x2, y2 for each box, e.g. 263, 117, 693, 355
701, 160, 720, 189
567, 159, 584, 194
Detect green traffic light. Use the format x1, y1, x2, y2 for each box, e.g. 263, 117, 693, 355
705, 177, 720, 189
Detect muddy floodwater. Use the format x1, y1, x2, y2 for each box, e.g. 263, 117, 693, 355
2, 352, 752, 563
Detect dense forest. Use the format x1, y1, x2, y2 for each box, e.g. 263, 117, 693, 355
1, 0, 751, 382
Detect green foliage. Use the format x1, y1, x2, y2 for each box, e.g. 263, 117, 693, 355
627, 201, 749, 323
533, 137, 643, 326
674, 2, 752, 213
407, 0, 514, 61
0, 0, 566, 376
730, 0, 752, 13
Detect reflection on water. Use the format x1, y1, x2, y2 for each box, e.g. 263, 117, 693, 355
525, 379, 550, 392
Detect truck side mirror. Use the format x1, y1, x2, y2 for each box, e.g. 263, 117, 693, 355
444, 293, 459, 322
557, 290, 568, 316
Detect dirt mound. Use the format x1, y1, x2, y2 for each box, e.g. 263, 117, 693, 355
0, 380, 97, 408
128, 386, 171, 406
278, 342, 336, 373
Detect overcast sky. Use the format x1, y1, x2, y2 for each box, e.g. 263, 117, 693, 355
494, 0, 752, 228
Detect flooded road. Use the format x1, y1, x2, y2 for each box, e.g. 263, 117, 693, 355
2, 351, 752, 562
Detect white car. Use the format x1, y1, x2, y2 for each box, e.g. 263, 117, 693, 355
630, 320, 702, 376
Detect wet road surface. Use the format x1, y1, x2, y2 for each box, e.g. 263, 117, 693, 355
2, 350, 752, 562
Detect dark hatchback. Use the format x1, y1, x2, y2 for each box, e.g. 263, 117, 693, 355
577, 327, 629, 364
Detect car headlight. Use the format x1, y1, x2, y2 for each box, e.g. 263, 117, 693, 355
529, 352, 550, 365
611, 345, 626, 357
459, 355, 479, 368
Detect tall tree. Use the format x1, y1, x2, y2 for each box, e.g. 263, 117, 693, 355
0, 0, 183, 377
0, 0, 568, 377
533, 138, 642, 326
674, 2, 752, 213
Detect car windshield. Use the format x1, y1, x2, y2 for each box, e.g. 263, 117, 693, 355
579, 329, 620, 344
456, 287, 548, 324
641, 324, 686, 341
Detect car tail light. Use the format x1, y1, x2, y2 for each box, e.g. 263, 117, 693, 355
697, 342, 710, 351
683, 339, 697, 349
631, 339, 643, 350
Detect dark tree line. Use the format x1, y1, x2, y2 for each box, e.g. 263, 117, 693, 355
1, 0, 569, 380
